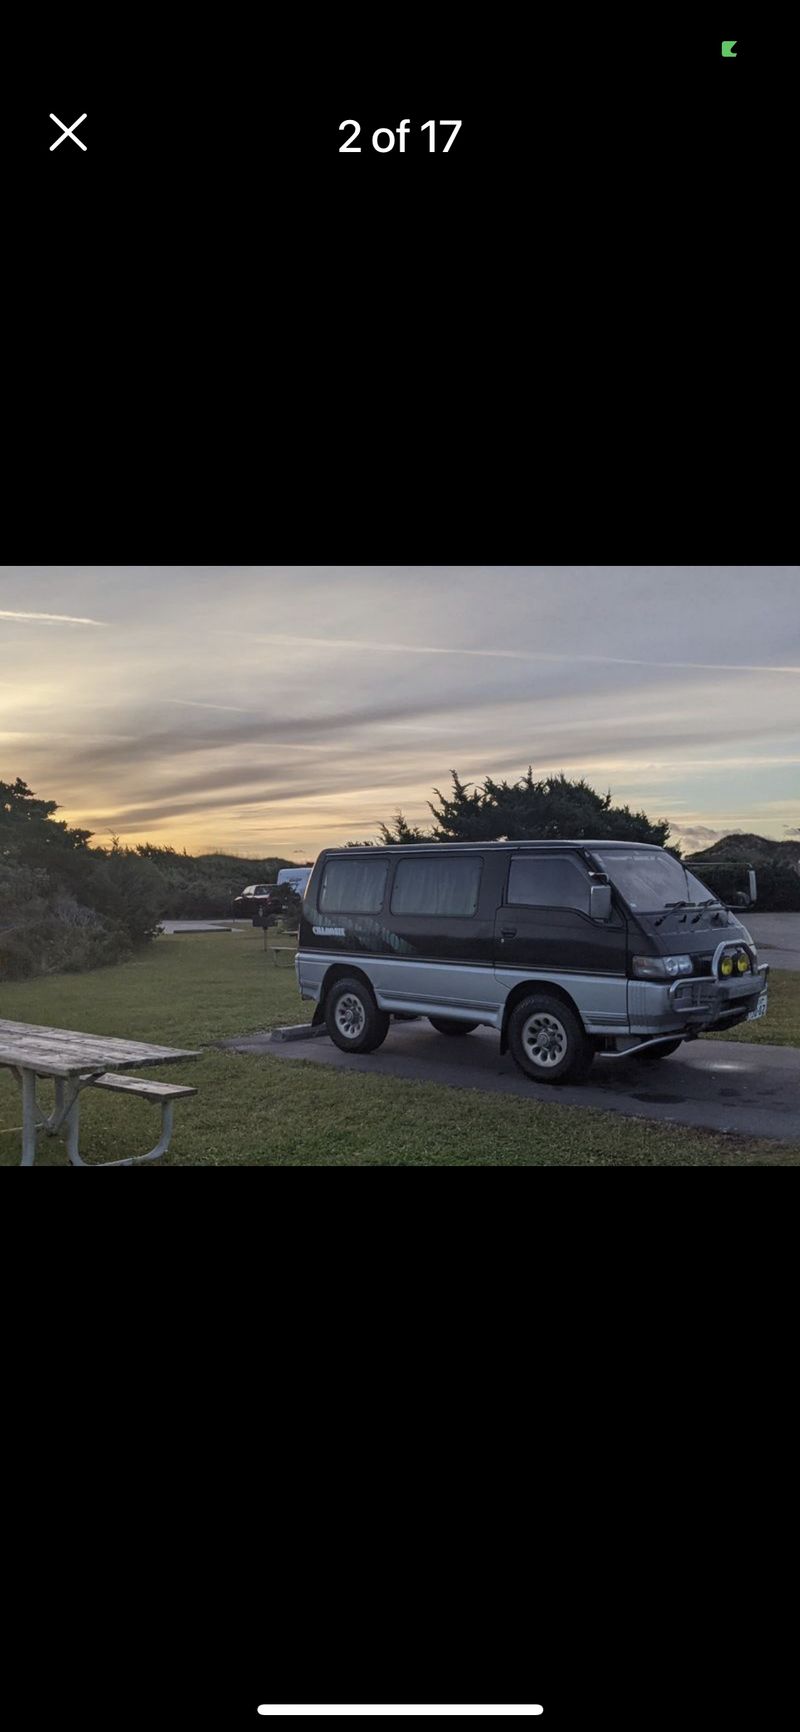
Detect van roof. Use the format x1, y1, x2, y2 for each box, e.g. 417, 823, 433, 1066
319, 839, 665, 855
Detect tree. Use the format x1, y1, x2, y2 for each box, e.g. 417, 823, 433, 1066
378, 811, 430, 845
0, 776, 93, 854
424, 768, 671, 846
345, 812, 430, 847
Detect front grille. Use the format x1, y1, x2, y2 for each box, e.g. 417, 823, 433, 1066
670, 972, 759, 1014
672, 979, 718, 1010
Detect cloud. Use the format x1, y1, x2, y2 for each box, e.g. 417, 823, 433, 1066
165, 699, 254, 714
48, 683, 522, 778
0, 610, 107, 626
669, 823, 727, 852
231, 631, 800, 677
3, 565, 798, 852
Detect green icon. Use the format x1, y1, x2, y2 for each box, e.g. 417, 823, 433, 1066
722, 40, 737, 57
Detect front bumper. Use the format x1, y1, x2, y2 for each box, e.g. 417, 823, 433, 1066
628, 964, 769, 1034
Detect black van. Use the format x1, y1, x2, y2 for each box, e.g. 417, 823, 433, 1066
295, 842, 769, 1083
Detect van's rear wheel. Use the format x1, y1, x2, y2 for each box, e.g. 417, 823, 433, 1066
428, 1017, 480, 1036
325, 977, 390, 1054
507, 993, 594, 1085
630, 1038, 683, 1061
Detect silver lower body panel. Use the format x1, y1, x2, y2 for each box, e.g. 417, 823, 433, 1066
297, 952, 628, 1033
297, 952, 769, 1040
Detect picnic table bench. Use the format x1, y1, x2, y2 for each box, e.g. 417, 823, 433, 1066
264, 930, 298, 962
0, 1018, 201, 1167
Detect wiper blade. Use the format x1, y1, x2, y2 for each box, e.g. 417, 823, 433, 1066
654, 897, 725, 926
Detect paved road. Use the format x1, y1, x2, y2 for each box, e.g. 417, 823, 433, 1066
745, 913, 800, 972
236, 1021, 800, 1145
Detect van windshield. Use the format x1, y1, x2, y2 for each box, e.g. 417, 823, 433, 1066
591, 849, 715, 911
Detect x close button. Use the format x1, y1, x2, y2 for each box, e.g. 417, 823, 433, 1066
50, 113, 87, 151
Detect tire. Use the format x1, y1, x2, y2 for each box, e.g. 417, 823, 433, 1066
507, 993, 594, 1085
630, 1038, 683, 1061
325, 976, 390, 1055
428, 1017, 480, 1036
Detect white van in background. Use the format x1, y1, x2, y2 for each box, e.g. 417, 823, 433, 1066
277, 866, 312, 897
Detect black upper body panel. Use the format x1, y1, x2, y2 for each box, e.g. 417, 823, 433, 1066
298, 843, 754, 975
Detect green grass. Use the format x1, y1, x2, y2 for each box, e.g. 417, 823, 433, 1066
1, 930, 797, 1166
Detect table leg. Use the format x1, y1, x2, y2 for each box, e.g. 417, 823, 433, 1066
63, 1090, 85, 1166
80, 1101, 176, 1166
20, 1069, 38, 1166
44, 1078, 66, 1135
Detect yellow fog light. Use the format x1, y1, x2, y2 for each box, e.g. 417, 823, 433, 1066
736, 953, 749, 973
720, 956, 734, 977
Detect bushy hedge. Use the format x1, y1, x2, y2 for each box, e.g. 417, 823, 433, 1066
85, 851, 167, 943
132, 846, 302, 918
0, 844, 307, 982
1, 777, 314, 978
751, 863, 800, 912
0, 861, 131, 980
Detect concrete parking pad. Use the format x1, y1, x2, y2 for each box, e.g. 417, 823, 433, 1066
230, 1020, 800, 1145
160, 920, 238, 933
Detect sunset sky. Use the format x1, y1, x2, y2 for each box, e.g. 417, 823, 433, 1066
1, 566, 798, 861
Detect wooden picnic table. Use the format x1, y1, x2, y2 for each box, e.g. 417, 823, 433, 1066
0, 1018, 201, 1167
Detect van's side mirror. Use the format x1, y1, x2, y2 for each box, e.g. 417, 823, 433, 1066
590, 883, 612, 921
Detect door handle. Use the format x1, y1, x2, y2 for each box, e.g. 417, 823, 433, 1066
500, 926, 517, 937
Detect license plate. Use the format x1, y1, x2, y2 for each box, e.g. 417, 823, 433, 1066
747, 992, 768, 1021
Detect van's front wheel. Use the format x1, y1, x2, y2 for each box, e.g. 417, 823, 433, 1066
325, 977, 390, 1054
507, 994, 594, 1085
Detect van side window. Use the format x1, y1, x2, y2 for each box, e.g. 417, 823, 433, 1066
319, 858, 388, 913
507, 857, 590, 913
391, 855, 482, 917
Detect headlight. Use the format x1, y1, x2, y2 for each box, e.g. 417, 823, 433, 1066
632, 954, 693, 979
738, 927, 758, 962
718, 945, 752, 979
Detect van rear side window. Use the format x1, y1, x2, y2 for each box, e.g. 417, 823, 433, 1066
507, 856, 590, 913
390, 855, 482, 917
319, 858, 388, 913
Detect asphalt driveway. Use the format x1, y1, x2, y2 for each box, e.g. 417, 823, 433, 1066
745, 913, 800, 972
238, 1020, 800, 1146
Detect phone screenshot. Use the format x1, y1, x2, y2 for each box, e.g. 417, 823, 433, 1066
2, 14, 795, 1732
